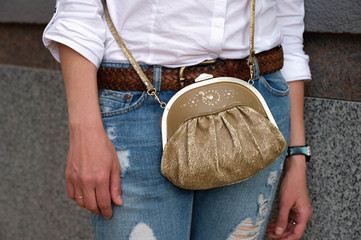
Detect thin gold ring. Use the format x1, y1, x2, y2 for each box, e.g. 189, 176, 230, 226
74, 195, 84, 200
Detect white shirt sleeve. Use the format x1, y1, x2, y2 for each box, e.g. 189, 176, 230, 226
276, 0, 312, 82
42, 0, 106, 68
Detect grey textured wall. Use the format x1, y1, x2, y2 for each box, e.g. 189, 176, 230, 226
0, 0, 55, 24
304, 0, 361, 33
0, 66, 94, 240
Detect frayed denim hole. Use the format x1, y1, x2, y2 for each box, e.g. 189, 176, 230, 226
129, 222, 157, 240
116, 149, 130, 178
227, 195, 271, 240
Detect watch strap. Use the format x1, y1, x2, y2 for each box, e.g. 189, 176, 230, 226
287, 145, 311, 162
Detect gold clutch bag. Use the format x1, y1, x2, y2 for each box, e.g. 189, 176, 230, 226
160, 75, 286, 189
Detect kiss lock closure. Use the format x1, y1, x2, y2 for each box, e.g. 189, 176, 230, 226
178, 59, 217, 88
194, 73, 214, 83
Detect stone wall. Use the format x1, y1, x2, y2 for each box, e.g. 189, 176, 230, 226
0, 1, 360, 239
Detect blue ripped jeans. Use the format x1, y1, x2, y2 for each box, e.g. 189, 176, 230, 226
92, 60, 291, 240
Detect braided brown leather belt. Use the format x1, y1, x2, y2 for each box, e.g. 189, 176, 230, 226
97, 46, 283, 91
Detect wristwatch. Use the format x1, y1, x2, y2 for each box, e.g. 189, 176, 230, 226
286, 145, 311, 162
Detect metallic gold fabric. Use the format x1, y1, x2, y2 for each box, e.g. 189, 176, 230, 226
161, 105, 286, 190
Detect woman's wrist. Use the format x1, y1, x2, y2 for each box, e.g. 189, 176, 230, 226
284, 154, 307, 173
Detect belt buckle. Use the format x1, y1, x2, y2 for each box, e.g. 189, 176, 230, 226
178, 59, 217, 88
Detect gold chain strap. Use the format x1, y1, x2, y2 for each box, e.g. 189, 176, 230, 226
248, 0, 256, 83
103, 0, 256, 107
103, 2, 167, 108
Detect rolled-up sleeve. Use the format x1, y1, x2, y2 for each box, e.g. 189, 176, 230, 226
42, 0, 106, 68
276, 0, 311, 82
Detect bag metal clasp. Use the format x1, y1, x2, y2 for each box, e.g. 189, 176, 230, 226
179, 59, 217, 88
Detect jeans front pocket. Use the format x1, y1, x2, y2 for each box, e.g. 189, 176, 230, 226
98, 89, 147, 118
259, 71, 289, 97
253, 71, 291, 138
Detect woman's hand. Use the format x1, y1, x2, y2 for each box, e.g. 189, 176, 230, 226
66, 121, 122, 219
59, 44, 122, 219
266, 156, 313, 239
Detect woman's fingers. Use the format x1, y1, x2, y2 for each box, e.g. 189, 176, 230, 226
288, 207, 313, 240
82, 187, 101, 215
274, 198, 292, 236
67, 168, 118, 218
74, 189, 85, 208
110, 161, 123, 206
69, 174, 112, 217
74, 174, 86, 208
95, 177, 113, 219
65, 170, 76, 200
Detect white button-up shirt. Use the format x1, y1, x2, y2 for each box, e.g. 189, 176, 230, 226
43, 0, 311, 82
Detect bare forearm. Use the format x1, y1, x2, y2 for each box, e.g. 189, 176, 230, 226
285, 80, 307, 172
59, 44, 103, 130
288, 81, 306, 147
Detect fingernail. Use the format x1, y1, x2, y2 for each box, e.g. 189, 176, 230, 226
117, 195, 123, 206
275, 227, 284, 235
